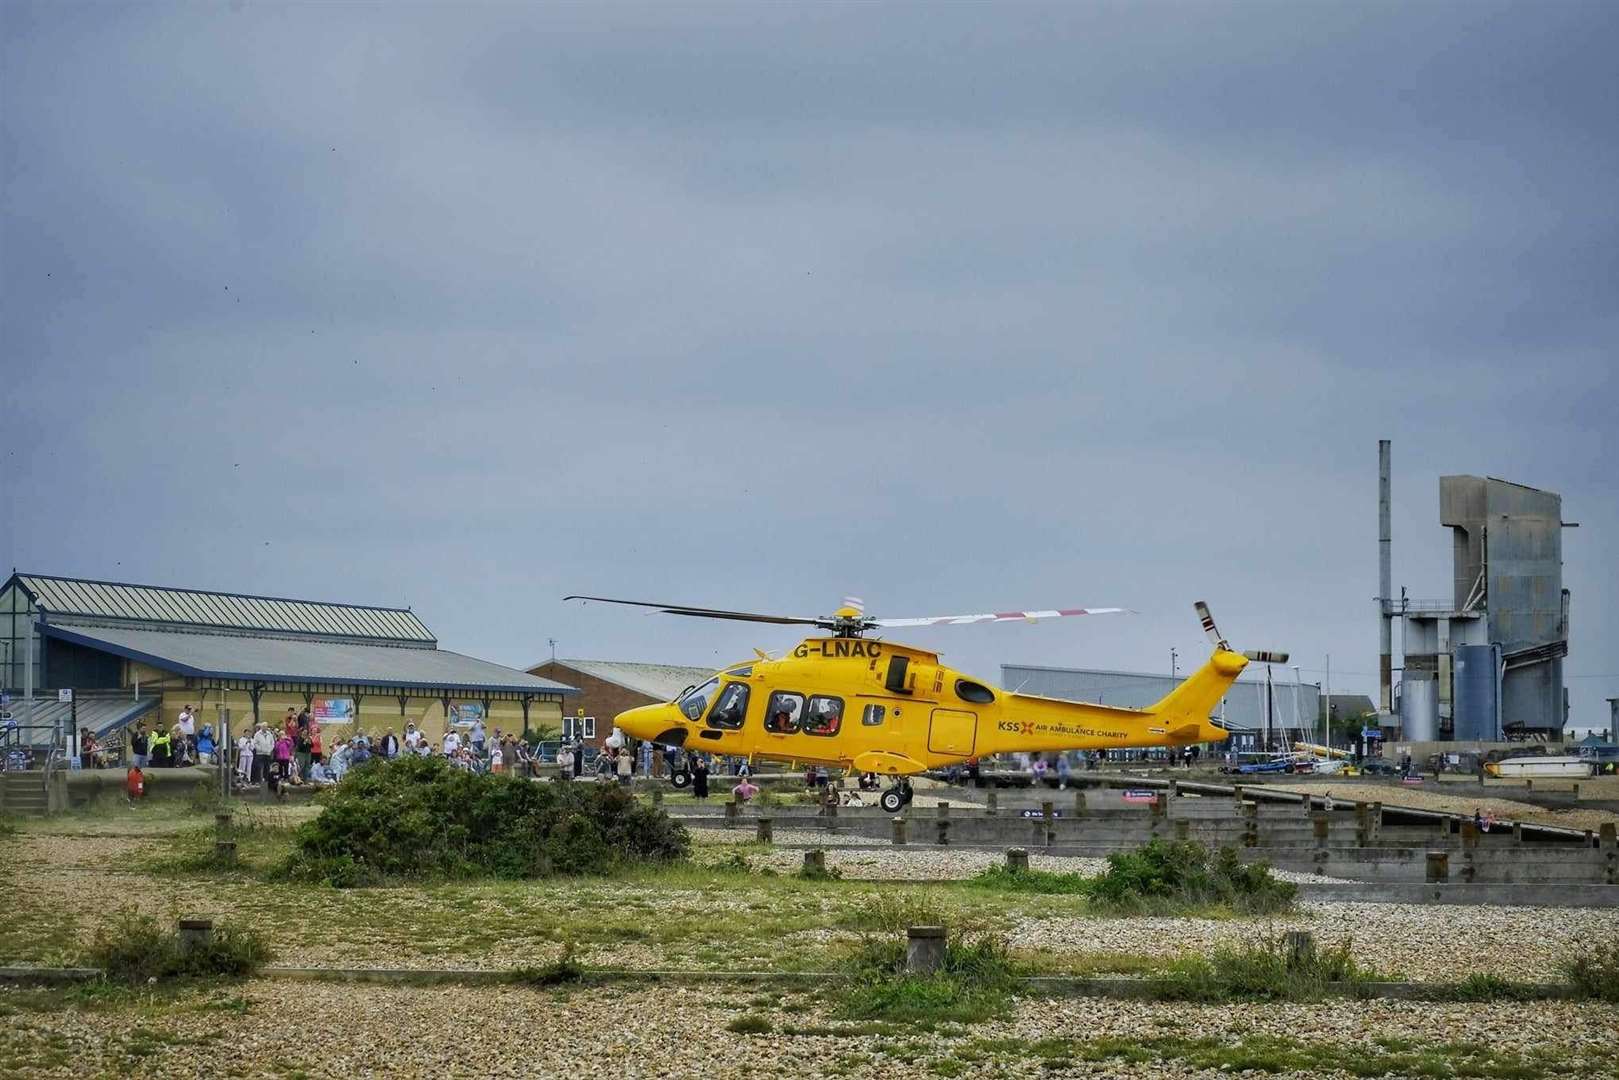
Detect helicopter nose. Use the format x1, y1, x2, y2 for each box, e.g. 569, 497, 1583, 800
615, 703, 682, 745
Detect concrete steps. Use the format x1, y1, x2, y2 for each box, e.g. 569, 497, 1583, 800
1, 770, 48, 817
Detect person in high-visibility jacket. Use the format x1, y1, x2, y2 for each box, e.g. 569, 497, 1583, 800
148, 728, 173, 767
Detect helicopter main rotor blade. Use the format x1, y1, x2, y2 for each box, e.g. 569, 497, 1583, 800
563, 595, 824, 627
871, 607, 1130, 629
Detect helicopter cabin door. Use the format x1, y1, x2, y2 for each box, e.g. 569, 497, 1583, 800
928, 708, 977, 757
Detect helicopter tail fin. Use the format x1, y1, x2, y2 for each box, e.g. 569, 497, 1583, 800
1148, 648, 1248, 729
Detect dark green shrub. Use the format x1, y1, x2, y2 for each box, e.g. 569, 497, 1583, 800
89, 910, 272, 984
276, 756, 689, 886
1563, 936, 1619, 1002
1085, 839, 1296, 915
1149, 935, 1373, 1002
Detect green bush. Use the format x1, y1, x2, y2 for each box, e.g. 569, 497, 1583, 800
88, 910, 272, 984
1563, 936, 1619, 1002
1084, 839, 1296, 915
277, 755, 689, 886
1149, 934, 1373, 1002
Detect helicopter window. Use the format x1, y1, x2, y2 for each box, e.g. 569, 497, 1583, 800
726, 665, 754, 678
765, 692, 803, 734
706, 682, 750, 730
679, 678, 721, 721
861, 704, 885, 727
955, 679, 995, 705
802, 695, 844, 736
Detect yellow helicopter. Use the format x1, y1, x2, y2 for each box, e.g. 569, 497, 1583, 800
566, 595, 1286, 813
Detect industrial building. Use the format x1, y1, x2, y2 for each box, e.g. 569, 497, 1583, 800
1388, 474, 1571, 742
999, 664, 1323, 753
0, 572, 575, 751
525, 658, 715, 751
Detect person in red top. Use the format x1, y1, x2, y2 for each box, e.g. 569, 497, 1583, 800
310, 725, 323, 764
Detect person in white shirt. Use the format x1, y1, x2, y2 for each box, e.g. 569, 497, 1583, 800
443, 729, 460, 754
235, 735, 253, 782
249, 723, 276, 784
404, 723, 422, 749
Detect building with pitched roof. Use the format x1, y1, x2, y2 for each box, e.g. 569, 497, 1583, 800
525, 658, 717, 750
1, 572, 574, 747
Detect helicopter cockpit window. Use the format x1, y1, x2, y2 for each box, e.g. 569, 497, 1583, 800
706, 682, 750, 730
765, 691, 803, 734
802, 695, 844, 736
679, 678, 721, 721
726, 665, 754, 678
861, 704, 886, 727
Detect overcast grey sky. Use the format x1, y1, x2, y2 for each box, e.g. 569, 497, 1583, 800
3, 2, 1615, 728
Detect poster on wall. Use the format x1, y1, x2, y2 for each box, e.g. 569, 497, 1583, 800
449, 702, 485, 729
311, 696, 355, 725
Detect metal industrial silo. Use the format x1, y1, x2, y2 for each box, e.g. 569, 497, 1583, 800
1453, 644, 1502, 742
1400, 678, 1439, 742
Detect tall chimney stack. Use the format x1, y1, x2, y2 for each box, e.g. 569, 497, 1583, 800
1379, 439, 1393, 714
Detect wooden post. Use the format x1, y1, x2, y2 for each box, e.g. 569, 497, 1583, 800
802, 849, 827, 875
1600, 823, 1616, 850
1460, 820, 1478, 850
935, 819, 950, 846
905, 926, 946, 975
1425, 851, 1450, 883
891, 817, 908, 845
1041, 799, 1055, 823
937, 800, 950, 819
756, 817, 773, 844
1312, 813, 1329, 847
1512, 820, 1524, 843
1005, 848, 1030, 872
1283, 930, 1316, 970
724, 801, 738, 829
986, 790, 998, 815
1167, 779, 1179, 799
1072, 790, 1087, 816
178, 917, 214, 954
1174, 818, 1190, 840
651, 788, 663, 805
1242, 800, 1259, 847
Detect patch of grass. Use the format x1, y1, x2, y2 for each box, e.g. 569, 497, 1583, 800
967, 864, 1089, 894
839, 929, 1018, 1025
1147, 934, 1375, 1002
513, 943, 583, 987
1443, 973, 1547, 1001
725, 1014, 773, 1034
87, 909, 273, 984
1562, 934, 1619, 1002
964, 1031, 1608, 1080
1085, 839, 1297, 915
833, 892, 947, 934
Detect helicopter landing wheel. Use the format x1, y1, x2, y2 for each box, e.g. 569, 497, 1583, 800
879, 787, 906, 814
668, 769, 691, 789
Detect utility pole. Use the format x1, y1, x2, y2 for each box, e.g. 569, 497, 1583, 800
1324, 654, 1332, 750
1170, 647, 1178, 680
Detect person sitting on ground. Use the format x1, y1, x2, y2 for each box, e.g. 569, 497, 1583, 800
732, 776, 760, 803
308, 754, 335, 785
